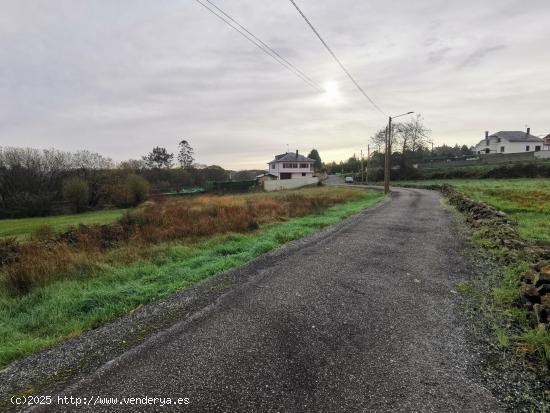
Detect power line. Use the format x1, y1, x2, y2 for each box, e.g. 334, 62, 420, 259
194, 0, 323, 92
288, 0, 385, 115
203, 0, 322, 91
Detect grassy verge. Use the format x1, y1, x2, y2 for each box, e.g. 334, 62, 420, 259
0, 209, 127, 241
396, 179, 550, 243
0, 188, 384, 367
469, 235, 550, 364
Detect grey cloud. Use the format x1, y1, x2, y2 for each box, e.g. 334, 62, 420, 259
427, 47, 452, 63
457, 45, 507, 69
0, 0, 549, 169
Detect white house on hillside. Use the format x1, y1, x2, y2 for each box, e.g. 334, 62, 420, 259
473, 129, 546, 154
268, 151, 315, 180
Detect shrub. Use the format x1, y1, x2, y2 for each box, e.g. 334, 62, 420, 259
1, 192, 55, 218
30, 225, 55, 242
156, 180, 171, 193
0, 237, 21, 266
62, 177, 89, 213
126, 174, 150, 206
107, 174, 150, 208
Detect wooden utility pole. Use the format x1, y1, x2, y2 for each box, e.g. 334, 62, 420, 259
360, 149, 364, 182
366, 144, 370, 184
384, 121, 391, 194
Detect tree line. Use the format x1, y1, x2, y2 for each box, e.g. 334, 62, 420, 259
325, 115, 473, 178
0, 140, 231, 219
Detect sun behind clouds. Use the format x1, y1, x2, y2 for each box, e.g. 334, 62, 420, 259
319, 80, 343, 106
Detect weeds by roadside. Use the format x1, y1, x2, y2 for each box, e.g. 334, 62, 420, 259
440, 191, 549, 411
0, 187, 363, 294
441, 184, 550, 367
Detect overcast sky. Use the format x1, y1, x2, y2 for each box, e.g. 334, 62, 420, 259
1, 0, 549, 169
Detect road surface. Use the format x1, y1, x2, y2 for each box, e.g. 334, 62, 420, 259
39, 187, 501, 412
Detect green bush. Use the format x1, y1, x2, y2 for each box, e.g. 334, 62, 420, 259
106, 173, 150, 208
126, 174, 150, 206
62, 177, 89, 213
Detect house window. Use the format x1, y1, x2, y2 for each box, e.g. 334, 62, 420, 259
526, 145, 530, 151
500, 146, 505, 153
535, 146, 541, 152
302, 173, 306, 176
300, 163, 308, 168
271, 164, 275, 169
497, 138, 501, 142
293, 163, 298, 168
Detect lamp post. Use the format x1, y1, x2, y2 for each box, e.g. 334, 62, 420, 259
384, 111, 414, 194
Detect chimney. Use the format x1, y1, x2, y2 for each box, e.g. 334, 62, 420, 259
485, 131, 489, 139
296, 149, 299, 158
526, 127, 531, 135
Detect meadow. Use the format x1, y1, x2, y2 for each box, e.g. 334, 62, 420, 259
0, 186, 384, 366
0, 209, 127, 241
396, 179, 550, 243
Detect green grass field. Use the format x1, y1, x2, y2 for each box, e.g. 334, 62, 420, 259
0, 209, 127, 241
0, 188, 384, 367
396, 179, 550, 243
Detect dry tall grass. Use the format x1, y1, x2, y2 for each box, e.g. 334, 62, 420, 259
0, 187, 363, 294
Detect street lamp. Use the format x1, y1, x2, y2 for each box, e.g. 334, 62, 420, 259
384, 111, 414, 194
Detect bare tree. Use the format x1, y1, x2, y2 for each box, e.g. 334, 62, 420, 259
370, 127, 389, 150
404, 115, 430, 153
119, 159, 147, 170
368, 115, 430, 169
0, 147, 113, 218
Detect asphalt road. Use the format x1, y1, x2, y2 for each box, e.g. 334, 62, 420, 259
38, 187, 501, 412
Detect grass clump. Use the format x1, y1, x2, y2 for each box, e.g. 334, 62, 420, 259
493, 262, 528, 308
495, 327, 510, 348
456, 281, 475, 295
519, 329, 550, 362
0, 187, 384, 366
